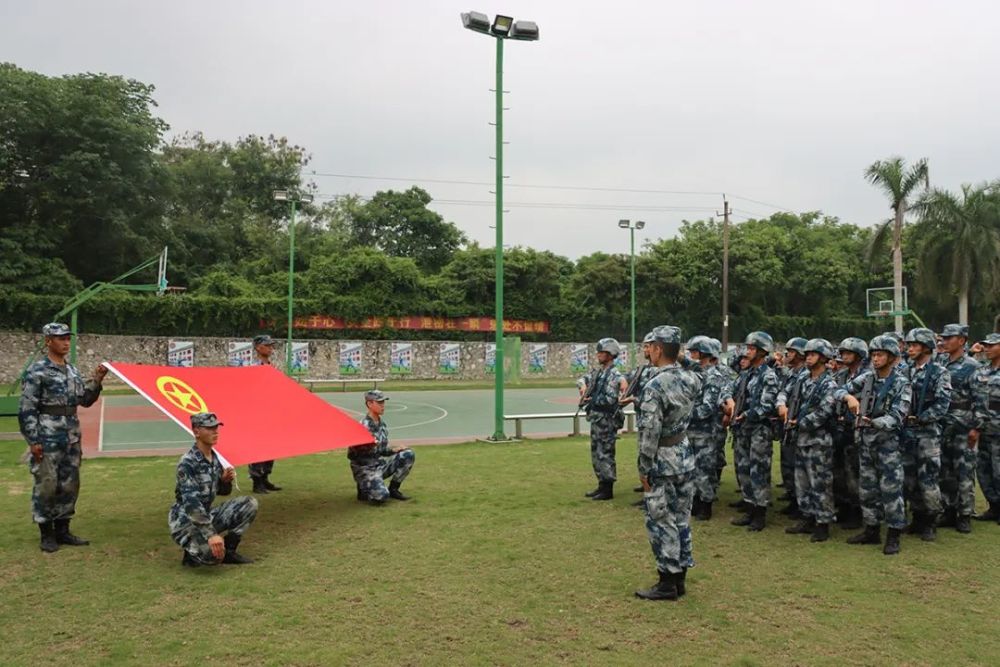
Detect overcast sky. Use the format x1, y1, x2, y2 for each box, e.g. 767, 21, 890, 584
2, 0, 998, 258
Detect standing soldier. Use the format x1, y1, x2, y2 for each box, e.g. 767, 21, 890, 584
775, 337, 809, 518
169, 412, 258, 567
624, 332, 659, 499
348, 390, 416, 505
837, 335, 912, 555
578, 338, 627, 501
901, 327, 952, 541
971, 334, 1000, 522
19, 323, 107, 552
730, 331, 780, 531
634, 326, 704, 601
246, 334, 283, 494
936, 324, 981, 533
782, 339, 839, 542
722, 347, 752, 509
832, 337, 869, 529
687, 337, 727, 520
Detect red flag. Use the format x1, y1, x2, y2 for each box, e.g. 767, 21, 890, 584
104, 363, 374, 467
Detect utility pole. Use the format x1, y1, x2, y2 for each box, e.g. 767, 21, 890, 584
718, 196, 731, 355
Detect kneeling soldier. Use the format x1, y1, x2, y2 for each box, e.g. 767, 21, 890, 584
169, 412, 258, 567
349, 390, 415, 504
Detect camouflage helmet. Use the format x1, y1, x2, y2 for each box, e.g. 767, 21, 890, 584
703, 337, 723, 359
687, 334, 708, 350
688, 335, 714, 356
42, 322, 71, 337
904, 327, 936, 350
651, 325, 682, 345
804, 337, 836, 359
596, 337, 621, 357
744, 331, 774, 353
784, 337, 808, 355
838, 336, 869, 358
882, 330, 904, 344
869, 335, 901, 357
642, 331, 656, 344
939, 323, 969, 339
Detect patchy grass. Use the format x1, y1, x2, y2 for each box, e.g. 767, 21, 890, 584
1, 435, 999, 666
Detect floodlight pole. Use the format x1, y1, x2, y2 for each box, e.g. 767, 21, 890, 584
629, 225, 636, 363
286, 198, 298, 372
491, 35, 507, 441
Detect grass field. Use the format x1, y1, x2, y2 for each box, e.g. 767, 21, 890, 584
2, 434, 1000, 666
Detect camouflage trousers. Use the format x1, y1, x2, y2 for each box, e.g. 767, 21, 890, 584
794, 439, 835, 524
688, 429, 719, 502
351, 449, 416, 502
858, 431, 906, 530
28, 440, 82, 524
902, 429, 943, 516
715, 430, 728, 472
940, 427, 977, 516
589, 416, 618, 483
736, 424, 773, 507
169, 496, 259, 565
778, 424, 797, 496
643, 471, 695, 575
732, 428, 749, 498
976, 434, 1000, 507
832, 427, 861, 512
248, 460, 275, 479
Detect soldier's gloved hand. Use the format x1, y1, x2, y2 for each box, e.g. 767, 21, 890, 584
208, 535, 225, 561
30, 443, 43, 462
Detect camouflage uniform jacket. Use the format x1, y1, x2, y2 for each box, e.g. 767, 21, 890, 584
792, 370, 839, 437
906, 360, 952, 430
19, 357, 102, 445
775, 366, 809, 407
742, 363, 779, 424
577, 365, 624, 421
833, 362, 869, 428
973, 364, 1000, 434
689, 365, 727, 434
170, 444, 233, 540
637, 363, 704, 479
835, 369, 912, 433
347, 415, 390, 464
624, 365, 658, 402
942, 354, 981, 431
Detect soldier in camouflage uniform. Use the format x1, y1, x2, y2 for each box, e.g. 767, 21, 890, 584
832, 337, 869, 529
246, 335, 283, 494
577, 338, 627, 500
19, 323, 107, 552
837, 335, 912, 555
775, 337, 809, 517
722, 347, 751, 509
686, 337, 727, 520
625, 332, 659, 498
348, 390, 415, 505
711, 339, 737, 487
730, 331, 780, 531
634, 326, 704, 601
901, 327, 952, 541
972, 334, 1000, 523
169, 412, 258, 566
782, 339, 839, 542
936, 324, 981, 533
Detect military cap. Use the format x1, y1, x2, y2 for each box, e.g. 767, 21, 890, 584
869, 335, 900, 357
979, 333, 1000, 346
882, 331, 904, 344
804, 338, 836, 359
596, 337, 621, 357
838, 337, 869, 358
744, 331, 774, 353
651, 325, 682, 345
42, 322, 72, 337
785, 337, 808, 354
939, 323, 969, 338
904, 327, 936, 349
642, 331, 656, 344
190, 412, 223, 428
687, 335, 708, 350
253, 334, 277, 346
364, 389, 389, 403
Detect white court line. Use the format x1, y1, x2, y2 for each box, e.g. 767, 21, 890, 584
389, 400, 449, 431
103, 439, 191, 448
97, 395, 106, 452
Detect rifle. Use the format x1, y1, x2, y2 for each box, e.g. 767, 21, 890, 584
614, 364, 649, 428
855, 373, 875, 431
575, 367, 604, 420
731, 370, 750, 428
781, 374, 804, 448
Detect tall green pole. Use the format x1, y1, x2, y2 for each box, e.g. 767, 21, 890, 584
629, 227, 636, 365
491, 35, 507, 441
70, 309, 78, 365
286, 199, 297, 373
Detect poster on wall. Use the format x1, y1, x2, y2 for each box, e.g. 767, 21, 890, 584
167, 340, 195, 367
569, 344, 588, 374
485, 344, 497, 374
290, 342, 309, 373
614, 346, 629, 370
390, 343, 413, 374
439, 343, 460, 374
227, 341, 254, 366
528, 343, 548, 373
339, 342, 363, 375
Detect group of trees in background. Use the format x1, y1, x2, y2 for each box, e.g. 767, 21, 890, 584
2, 63, 998, 343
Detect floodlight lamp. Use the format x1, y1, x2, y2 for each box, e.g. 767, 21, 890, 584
461, 11, 491, 34
299, 193, 314, 204
491, 14, 513, 36
635, 220, 646, 230
273, 190, 289, 201
618, 219, 630, 229
510, 20, 539, 41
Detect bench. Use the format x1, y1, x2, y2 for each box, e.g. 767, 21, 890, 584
503, 408, 637, 439
299, 377, 385, 392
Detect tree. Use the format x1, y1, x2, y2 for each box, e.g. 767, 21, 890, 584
912, 182, 1000, 324
864, 156, 929, 332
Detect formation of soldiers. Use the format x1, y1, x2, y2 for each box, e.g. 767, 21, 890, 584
578, 325, 1000, 600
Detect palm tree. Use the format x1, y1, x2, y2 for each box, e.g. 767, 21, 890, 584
912, 182, 1000, 324
864, 156, 929, 332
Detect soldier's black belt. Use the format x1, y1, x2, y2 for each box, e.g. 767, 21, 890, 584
38, 405, 77, 417
658, 432, 686, 448
949, 400, 973, 411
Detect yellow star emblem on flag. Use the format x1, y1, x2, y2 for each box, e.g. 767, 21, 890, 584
155, 376, 208, 414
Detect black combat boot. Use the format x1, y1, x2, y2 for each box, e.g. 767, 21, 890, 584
181, 551, 202, 567
920, 516, 937, 542
357, 487, 369, 502
937, 509, 956, 528
635, 570, 679, 601
252, 477, 269, 494
730, 510, 753, 526
883, 527, 901, 555
262, 476, 282, 491
693, 499, 713, 521
846, 524, 881, 545
747, 505, 767, 532
728, 499, 748, 510
54, 519, 89, 546
388, 480, 411, 501
785, 517, 815, 535
779, 499, 800, 517
905, 512, 923, 535
956, 515, 972, 534
633, 485, 644, 493
810, 523, 830, 543
584, 485, 602, 498
675, 569, 687, 597
839, 507, 863, 530
39, 522, 59, 553
591, 481, 614, 501
222, 534, 254, 564
974, 502, 1000, 521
